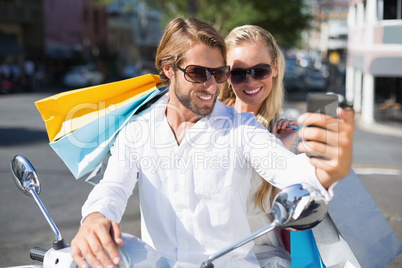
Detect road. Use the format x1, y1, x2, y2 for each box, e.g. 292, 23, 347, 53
0, 92, 401, 267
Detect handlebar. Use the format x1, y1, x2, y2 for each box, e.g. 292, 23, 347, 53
30, 246, 47, 262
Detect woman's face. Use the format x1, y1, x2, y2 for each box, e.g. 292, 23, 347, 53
227, 41, 277, 113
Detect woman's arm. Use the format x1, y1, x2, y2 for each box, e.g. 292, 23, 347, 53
272, 118, 299, 150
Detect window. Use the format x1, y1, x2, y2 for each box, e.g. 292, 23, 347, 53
379, 0, 402, 20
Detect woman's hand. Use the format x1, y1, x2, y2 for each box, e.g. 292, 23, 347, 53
71, 212, 123, 268
297, 107, 355, 189
273, 118, 300, 150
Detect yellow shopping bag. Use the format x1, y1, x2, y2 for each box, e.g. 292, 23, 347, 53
36, 74, 162, 142
35, 74, 166, 179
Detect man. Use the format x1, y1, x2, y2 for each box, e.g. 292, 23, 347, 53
71, 17, 354, 268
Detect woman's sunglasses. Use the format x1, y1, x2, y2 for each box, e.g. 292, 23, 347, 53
177, 65, 230, 84
229, 64, 273, 85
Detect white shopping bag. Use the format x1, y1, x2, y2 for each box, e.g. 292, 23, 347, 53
313, 170, 402, 268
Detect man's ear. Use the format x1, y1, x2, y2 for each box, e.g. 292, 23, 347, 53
163, 64, 174, 79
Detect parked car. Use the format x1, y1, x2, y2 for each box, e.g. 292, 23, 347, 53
63, 64, 104, 88
284, 61, 305, 92
304, 69, 327, 91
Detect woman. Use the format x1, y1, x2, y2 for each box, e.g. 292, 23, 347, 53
219, 25, 298, 267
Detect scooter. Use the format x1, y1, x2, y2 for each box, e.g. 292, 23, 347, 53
8, 154, 328, 268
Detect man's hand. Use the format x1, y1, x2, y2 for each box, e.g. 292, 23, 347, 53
297, 107, 355, 189
71, 212, 123, 268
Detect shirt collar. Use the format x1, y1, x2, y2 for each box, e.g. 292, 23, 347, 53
153, 91, 169, 124
207, 99, 234, 120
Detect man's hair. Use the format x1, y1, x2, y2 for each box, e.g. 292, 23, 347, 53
155, 17, 227, 85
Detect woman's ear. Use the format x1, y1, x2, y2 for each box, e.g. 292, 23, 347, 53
272, 58, 279, 78
163, 64, 174, 79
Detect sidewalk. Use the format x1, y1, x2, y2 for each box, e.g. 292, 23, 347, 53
355, 114, 402, 138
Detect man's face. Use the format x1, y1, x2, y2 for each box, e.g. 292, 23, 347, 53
168, 43, 226, 118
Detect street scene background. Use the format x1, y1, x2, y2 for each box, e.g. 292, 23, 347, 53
0, 89, 401, 267
1, 0, 402, 267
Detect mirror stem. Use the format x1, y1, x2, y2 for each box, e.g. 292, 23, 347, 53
29, 187, 65, 249
200, 220, 280, 268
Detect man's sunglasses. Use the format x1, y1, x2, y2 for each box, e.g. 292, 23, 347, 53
177, 65, 230, 84
229, 64, 273, 85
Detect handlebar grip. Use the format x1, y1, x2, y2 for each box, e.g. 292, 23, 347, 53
30, 246, 47, 262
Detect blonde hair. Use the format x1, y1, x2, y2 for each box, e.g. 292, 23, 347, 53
219, 25, 286, 211
155, 17, 227, 86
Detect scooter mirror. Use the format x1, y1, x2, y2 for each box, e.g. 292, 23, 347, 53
272, 183, 327, 230
10, 155, 41, 197
201, 184, 327, 267
10, 155, 66, 249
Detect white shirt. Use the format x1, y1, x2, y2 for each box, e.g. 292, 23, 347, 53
82, 92, 329, 267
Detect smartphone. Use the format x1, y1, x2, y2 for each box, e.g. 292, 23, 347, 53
305, 93, 339, 159
307, 93, 338, 118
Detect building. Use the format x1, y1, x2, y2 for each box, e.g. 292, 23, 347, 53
44, 0, 108, 61
0, 0, 108, 62
318, 1, 349, 92
107, 0, 162, 75
346, 0, 402, 124
0, 1, 44, 64
301, 0, 349, 94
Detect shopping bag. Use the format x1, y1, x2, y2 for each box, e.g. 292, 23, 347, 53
291, 230, 325, 268
35, 74, 166, 179
313, 170, 402, 268
313, 214, 360, 268
36, 74, 162, 142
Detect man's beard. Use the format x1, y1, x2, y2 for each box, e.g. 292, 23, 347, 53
174, 79, 218, 117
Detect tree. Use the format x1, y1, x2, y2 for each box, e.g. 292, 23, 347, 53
253, 0, 312, 48
96, 0, 312, 48
149, 0, 312, 48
